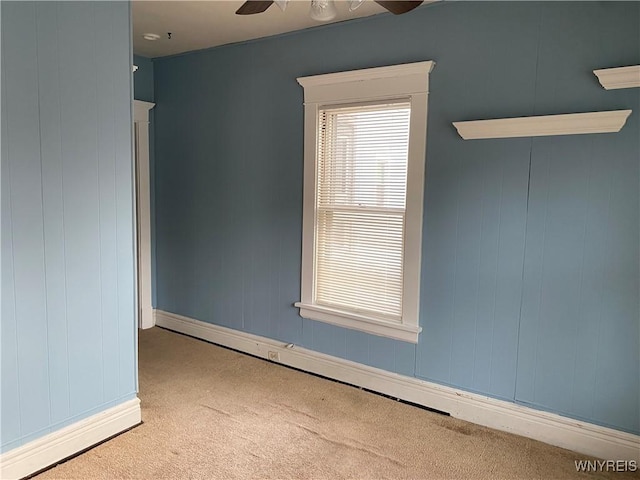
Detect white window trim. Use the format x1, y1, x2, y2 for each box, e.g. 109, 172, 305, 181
295, 61, 435, 344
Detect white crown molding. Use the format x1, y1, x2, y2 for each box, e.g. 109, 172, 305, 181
453, 110, 632, 140
593, 65, 640, 90
155, 309, 640, 462
0, 398, 141, 480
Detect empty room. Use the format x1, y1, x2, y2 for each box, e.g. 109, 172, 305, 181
1, 1, 639, 479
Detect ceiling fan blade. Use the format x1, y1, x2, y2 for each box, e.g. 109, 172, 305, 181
374, 1, 423, 15
236, 1, 275, 15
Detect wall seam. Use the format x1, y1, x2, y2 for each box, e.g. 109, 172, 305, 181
513, 2, 544, 402
90, 3, 107, 406
569, 139, 594, 417
2, 20, 23, 441
446, 158, 462, 383
53, 2, 72, 417
115, 1, 124, 396
33, 1, 53, 428
470, 161, 487, 388
590, 152, 616, 422
488, 166, 504, 394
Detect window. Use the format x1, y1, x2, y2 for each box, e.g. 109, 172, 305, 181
296, 61, 435, 343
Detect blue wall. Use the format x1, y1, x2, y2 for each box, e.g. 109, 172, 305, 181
133, 54, 154, 103
1, 1, 137, 452
153, 1, 639, 434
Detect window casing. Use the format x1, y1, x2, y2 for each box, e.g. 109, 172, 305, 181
295, 62, 435, 343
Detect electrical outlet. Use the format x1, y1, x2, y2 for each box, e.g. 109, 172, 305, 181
268, 351, 280, 362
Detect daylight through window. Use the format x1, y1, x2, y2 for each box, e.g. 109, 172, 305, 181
316, 101, 411, 320
296, 61, 434, 343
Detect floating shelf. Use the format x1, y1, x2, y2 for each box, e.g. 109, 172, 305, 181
593, 65, 640, 90
453, 110, 632, 140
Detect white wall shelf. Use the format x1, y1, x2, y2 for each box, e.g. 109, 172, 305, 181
453, 110, 632, 140
593, 65, 640, 90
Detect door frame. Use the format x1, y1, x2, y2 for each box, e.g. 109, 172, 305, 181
134, 100, 155, 329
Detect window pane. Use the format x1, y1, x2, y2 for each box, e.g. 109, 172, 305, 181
316, 210, 405, 319
315, 102, 411, 320
318, 103, 410, 209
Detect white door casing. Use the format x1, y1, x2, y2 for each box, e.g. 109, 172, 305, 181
134, 100, 155, 329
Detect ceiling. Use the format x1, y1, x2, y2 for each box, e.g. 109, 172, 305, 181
132, 1, 397, 58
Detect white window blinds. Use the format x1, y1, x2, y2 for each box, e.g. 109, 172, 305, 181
315, 101, 411, 321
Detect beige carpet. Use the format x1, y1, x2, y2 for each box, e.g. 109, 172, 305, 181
35, 327, 635, 480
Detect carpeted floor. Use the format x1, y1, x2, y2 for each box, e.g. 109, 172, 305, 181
35, 327, 635, 479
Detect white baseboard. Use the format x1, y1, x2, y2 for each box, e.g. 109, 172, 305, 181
139, 305, 155, 330
0, 398, 141, 480
155, 309, 640, 462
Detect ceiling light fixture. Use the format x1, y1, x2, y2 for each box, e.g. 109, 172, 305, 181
143, 33, 161, 41
275, 0, 289, 12
309, 0, 337, 21
236, 1, 424, 19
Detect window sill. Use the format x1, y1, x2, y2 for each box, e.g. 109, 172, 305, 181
294, 302, 421, 343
